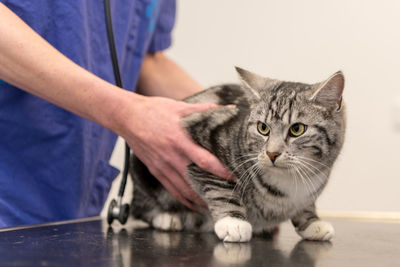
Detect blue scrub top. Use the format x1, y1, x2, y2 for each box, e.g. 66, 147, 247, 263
0, 0, 176, 228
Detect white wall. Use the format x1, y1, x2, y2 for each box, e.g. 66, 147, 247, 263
104, 0, 400, 216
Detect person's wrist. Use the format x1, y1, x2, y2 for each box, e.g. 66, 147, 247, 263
105, 90, 147, 140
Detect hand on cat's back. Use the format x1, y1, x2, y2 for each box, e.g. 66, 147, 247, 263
125, 96, 233, 210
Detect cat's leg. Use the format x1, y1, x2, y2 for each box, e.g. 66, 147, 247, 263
131, 156, 186, 231
291, 204, 334, 241
189, 166, 252, 242
132, 184, 186, 231
132, 180, 187, 231
152, 212, 183, 231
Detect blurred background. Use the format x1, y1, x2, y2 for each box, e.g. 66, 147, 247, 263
103, 0, 400, 218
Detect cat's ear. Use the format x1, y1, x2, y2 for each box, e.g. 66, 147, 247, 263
310, 71, 344, 111
235, 67, 278, 99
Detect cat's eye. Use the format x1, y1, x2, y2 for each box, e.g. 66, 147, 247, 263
289, 123, 307, 137
257, 122, 270, 136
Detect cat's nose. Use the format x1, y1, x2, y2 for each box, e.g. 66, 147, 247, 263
267, 151, 281, 164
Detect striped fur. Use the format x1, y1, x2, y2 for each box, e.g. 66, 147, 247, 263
131, 68, 346, 239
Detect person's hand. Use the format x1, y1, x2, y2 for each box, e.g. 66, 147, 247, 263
118, 95, 233, 210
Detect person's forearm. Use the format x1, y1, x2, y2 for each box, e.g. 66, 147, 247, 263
0, 3, 142, 135
0, 3, 232, 208
137, 52, 204, 100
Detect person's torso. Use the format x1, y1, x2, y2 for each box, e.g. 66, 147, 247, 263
0, 0, 174, 228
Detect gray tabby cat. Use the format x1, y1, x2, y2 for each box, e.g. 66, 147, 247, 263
131, 67, 345, 242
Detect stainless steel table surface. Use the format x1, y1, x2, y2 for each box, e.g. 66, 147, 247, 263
0, 217, 399, 266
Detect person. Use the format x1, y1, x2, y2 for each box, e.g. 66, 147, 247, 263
0, 1, 231, 228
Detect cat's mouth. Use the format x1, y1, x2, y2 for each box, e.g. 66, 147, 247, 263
267, 163, 288, 170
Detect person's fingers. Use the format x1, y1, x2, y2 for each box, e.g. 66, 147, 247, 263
166, 151, 209, 207
148, 165, 197, 210
147, 161, 206, 208
179, 102, 220, 117
180, 139, 235, 182
158, 176, 198, 211
170, 152, 192, 181
166, 165, 207, 208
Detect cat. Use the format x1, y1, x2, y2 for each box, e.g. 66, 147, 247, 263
130, 67, 346, 242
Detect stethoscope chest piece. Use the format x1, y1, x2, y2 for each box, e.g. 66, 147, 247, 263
107, 197, 130, 225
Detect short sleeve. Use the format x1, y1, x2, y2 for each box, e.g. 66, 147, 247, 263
147, 0, 176, 53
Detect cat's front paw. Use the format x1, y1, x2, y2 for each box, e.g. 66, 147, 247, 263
152, 212, 183, 231
214, 216, 252, 242
297, 220, 334, 241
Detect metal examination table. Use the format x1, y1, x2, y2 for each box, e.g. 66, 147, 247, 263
0, 217, 399, 266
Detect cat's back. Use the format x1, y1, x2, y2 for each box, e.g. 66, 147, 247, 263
184, 84, 250, 106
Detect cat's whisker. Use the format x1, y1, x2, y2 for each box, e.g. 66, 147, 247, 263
227, 153, 259, 170
295, 155, 331, 169
292, 165, 311, 198
287, 163, 298, 199
297, 158, 326, 175
295, 163, 318, 201
239, 163, 260, 202
293, 162, 313, 189
232, 166, 251, 196
293, 157, 328, 185
291, 157, 320, 176
289, 163, 306, 193
237, 162, 259, 196
291, 163, 316, 201
297, 161, 327, 187
227, 158, 258, 206
299, 164, 324, 188
288, 157, 326, 201
229, 155, 258, 176
229, 156, 257, 183
288, 156, 325, 180
228, 156, 258, 197
226, 163, 256, 208
242, 163, 262, 200
292, 165, 299, 198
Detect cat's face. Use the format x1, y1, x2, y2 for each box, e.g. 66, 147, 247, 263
247, 84, 341, 170
236, 68, 345, 194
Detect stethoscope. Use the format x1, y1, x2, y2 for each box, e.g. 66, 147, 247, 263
104, 0, 130, 225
